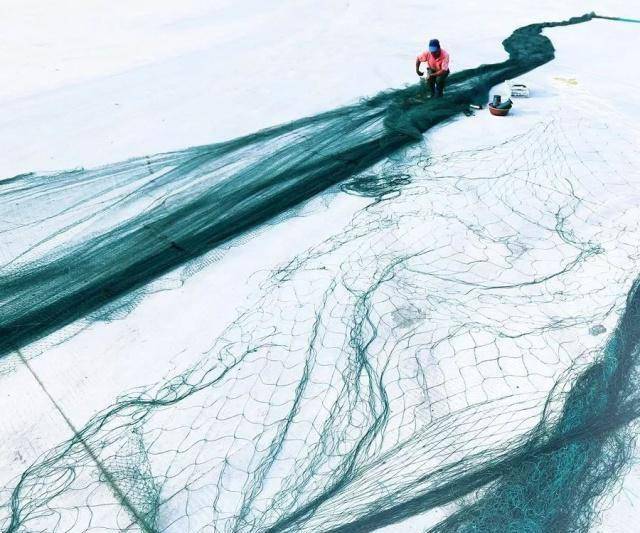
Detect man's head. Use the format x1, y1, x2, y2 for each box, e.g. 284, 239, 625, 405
429, 38, 441, 57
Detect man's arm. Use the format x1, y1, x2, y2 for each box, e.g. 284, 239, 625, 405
415, 58, 423, 76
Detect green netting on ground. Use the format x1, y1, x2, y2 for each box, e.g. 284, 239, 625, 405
3, 83, 640, 531
3, 12, 640, 533
0, 14, 595, 356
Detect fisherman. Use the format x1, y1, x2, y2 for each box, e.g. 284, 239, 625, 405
415, 39, 450, 98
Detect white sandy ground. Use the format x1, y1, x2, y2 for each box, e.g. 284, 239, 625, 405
0, 0, 633, 177
1, 1, 639, 532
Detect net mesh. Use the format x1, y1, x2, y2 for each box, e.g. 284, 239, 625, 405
0, 14, 595, 356
3, 12, 640, 533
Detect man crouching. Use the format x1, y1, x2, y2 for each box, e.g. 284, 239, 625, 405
415, 39, 450, 98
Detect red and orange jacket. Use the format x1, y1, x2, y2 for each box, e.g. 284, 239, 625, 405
416, 49, 450, 74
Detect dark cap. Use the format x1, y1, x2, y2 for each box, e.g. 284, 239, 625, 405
428, 39, 441, 52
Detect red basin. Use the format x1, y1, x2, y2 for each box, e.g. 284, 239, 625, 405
489, 105, 510, 116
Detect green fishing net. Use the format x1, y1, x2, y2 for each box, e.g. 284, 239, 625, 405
3, 12, 639, 533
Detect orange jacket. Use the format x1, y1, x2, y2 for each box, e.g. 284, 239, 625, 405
416, 49, 450, 74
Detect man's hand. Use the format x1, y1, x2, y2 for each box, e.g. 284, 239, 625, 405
416, 69, 423, 77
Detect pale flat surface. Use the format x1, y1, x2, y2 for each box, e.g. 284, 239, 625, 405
1, 2, 639, 532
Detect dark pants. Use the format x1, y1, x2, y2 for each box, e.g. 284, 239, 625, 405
426, 69, 450, 97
